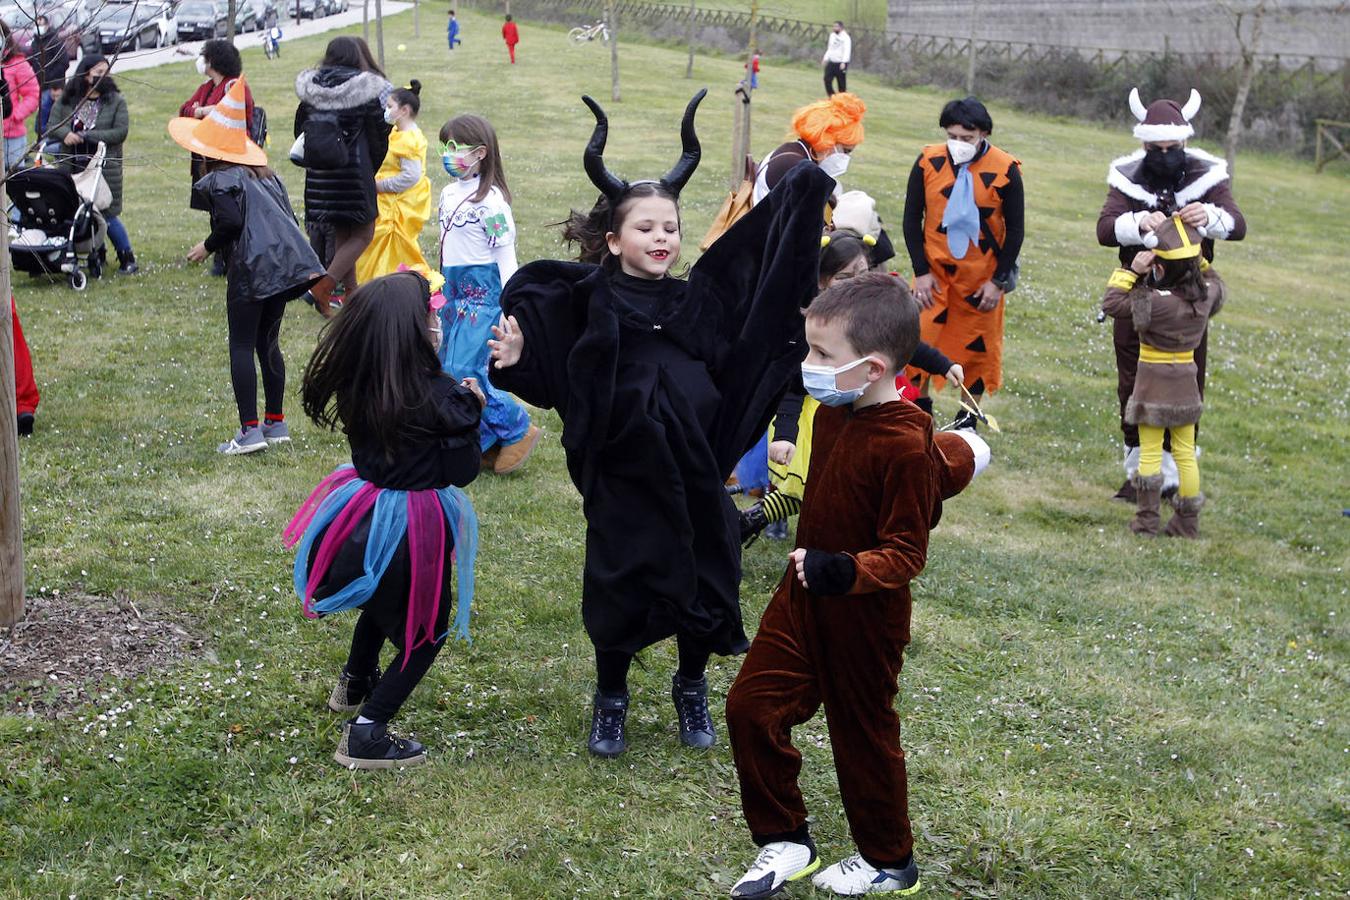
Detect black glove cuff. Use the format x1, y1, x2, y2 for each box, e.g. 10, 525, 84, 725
803, 549, 856, 596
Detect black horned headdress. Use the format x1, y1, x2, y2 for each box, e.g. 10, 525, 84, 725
582, 88, 707, 208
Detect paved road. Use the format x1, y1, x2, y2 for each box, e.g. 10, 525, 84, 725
81, 2, 411, 74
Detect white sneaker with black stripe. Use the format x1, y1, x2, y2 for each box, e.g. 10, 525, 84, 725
811, 853, 920, 896
730, 840, 819, 898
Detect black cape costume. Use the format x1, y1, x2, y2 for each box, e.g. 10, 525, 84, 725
493, 161, 834, 656
191, 167, 325, 306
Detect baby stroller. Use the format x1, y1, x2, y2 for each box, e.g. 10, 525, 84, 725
8, 145, 110, 290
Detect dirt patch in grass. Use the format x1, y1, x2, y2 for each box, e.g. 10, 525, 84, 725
0, 592, 202, 717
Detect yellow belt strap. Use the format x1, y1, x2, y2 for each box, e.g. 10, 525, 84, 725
1139, 344, 1195, 364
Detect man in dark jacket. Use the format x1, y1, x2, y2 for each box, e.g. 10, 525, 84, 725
30, 14, 70, 138
1097, 88, 1245, 502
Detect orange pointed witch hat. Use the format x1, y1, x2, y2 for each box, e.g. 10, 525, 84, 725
168, 76, 266, 166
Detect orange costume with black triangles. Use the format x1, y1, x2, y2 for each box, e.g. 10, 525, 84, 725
902, 141, 1023, 395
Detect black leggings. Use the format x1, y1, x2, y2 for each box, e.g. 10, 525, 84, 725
595, 635, 712, 695
226, 296, 287, 426
346, 606, 448, 722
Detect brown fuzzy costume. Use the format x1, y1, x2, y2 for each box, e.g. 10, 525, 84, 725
1103, 269, 1224, 429
726, 400, 976, 868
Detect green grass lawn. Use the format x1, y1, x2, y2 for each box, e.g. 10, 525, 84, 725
2, 6, 1347, 897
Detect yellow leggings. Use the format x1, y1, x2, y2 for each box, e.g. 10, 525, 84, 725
1138, 423, 1199, 497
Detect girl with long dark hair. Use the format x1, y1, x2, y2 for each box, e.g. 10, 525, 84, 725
286, 271, 486, 769
47, 54, 137, 273
293, 36, 392, 317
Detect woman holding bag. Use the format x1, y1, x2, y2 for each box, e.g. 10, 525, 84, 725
47, 55, 138, 274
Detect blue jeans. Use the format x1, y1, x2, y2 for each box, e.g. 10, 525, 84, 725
38, 89, 54, 136
4, 135, 27, 170
105, 215, 132, 255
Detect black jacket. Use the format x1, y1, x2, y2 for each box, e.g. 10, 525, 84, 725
293, 66, 391, 226
494, 162, 834, 656
192, 166, 324, 305
31, 31, 71, 90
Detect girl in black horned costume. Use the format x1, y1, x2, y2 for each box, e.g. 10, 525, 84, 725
489, 91, 833, 759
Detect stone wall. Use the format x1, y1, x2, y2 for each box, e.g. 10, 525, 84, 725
885, 0, 1348, 61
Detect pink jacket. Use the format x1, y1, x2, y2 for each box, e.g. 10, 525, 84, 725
3, 54, 40, 139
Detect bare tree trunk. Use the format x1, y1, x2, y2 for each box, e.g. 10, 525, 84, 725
363, 0, 370, 42
607, 0, 620, 102
413, 0, 419, 38
685, 0, 695, 79
0, 184, 23, 628
964, 0, 980, 95
374, 0, 386, 69
1224, 0, 1267, 177
226, 0, 237, 39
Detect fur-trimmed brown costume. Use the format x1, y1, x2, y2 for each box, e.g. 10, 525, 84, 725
726, 401, 976, 868
1096, 146, 1244, 445
1102, 269, 1224, 428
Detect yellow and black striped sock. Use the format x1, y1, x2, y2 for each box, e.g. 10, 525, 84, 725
761, 492, 802, 524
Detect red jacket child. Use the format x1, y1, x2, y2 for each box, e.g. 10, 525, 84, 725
11, 295, 38, 435
502, 16, 520, 63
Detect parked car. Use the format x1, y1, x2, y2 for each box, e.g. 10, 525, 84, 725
285, 0, 323, 19
329, 0, 347, 12
82, 1, 167, 53
175, 0, 227, 40
230, 0, 257, 32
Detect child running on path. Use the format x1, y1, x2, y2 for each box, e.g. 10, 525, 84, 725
170, 77, 325, 456
286, 272, 484, 768
1101, 215, 1223, 538
489, 91, 833, 759
727, 273, 988, 898
356, 80, 433, 283
435, 113, 540, 474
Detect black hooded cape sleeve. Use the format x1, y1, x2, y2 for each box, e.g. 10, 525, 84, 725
690, 159, 834, 474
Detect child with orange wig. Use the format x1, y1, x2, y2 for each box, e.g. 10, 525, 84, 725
753, 92, 866, 205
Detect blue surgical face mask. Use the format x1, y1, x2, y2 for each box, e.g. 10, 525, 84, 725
801, 356, 876, 407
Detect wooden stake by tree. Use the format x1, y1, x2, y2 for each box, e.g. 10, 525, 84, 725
685, 0, 695, 79
374, 0, 386, 69
413, 0, 419, 38
363, 0, 370, 41
964, 0, 980, 95
0, 183, 24, 628
607, 0, 620, 102
1219, 0, 1270, 178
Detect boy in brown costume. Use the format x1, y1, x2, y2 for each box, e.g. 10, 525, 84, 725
1102, 215, 1224, 538
727, 273, 988, 898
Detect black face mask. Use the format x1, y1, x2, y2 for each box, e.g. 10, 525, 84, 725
1142, 146, 1186, 183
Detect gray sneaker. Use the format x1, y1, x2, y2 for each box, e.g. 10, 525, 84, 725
217, 426, 268, 456
261, 420, 291, 445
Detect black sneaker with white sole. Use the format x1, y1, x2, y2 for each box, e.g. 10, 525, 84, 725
334, 719, 427, 770
328, 665, 382, 713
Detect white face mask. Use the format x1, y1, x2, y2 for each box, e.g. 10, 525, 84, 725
817, 150, 851, 179
383, 106, 400, 126
195, 56, 207, 76
947, 138, 978, 165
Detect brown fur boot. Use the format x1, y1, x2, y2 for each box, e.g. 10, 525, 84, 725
1163, 493, 1205, 539
1129, 473, 1164, 536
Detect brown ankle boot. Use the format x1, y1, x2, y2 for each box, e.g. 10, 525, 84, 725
1129, 473, 1164, 536
307, 275, 337, 319
1163, 493, 1205, 539
493, 424, 541, 474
